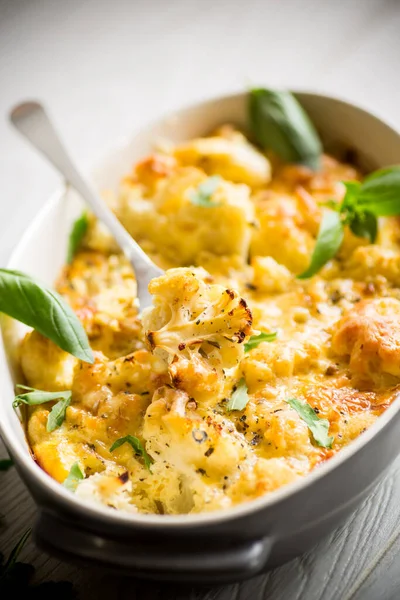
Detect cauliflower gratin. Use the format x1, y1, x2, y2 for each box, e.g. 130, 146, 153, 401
18, 116, 400, 515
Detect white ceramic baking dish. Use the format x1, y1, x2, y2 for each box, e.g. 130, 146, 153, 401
1, 91, 400, 584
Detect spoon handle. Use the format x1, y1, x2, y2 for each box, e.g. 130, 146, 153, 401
9, 101, 163, 310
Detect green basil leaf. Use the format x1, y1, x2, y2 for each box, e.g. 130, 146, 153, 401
298, 210, 344, 279
244, 332, 277, 352
356, 166, 400, 216
0, 269, 93, 363
286, 397, 333, 448
190, 176, 222, 207
63, 462, 84, 492
340, 181, 361, 212
226, 378, 249, 411
46, 396, 71, 432
110, 435, 152, 470
13, 386, 71, 408
0, 528, 31, 580
249, 88, 322, 170
0, 458, 13, 471
67, 211, 89, 263
349, 211, 378, 243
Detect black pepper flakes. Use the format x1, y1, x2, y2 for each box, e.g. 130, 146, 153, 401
204, 447, 214, 457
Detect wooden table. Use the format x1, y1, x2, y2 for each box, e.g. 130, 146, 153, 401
1, 0, 400, 597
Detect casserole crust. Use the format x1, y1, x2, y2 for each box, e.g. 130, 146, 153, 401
21, 126, 400, 514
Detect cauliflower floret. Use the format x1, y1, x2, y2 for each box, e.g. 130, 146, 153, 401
20, 330, 78, 391
115, 167, 255, 265
331, 298, 400, 388
174, 135, 271, 188
143, 267, 252, 361
75, 472, 138, 513
250, 191, 316, 274
252, 256, 293, 294
143, 387, 250, 482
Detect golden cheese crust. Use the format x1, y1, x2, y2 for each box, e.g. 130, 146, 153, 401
19, 125, 400, 515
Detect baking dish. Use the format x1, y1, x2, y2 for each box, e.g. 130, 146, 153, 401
1, 91, 400, 584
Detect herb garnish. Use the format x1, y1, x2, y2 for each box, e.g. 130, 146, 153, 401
110, 435, 153, 471
67, 211, 89, 263
249, 88, 322, 170
299, 166, 400, 278
244, 331, 277, 351
286, 397, 333, 448
13, 385, 71, 432
189, 176, 222, 207
0, 528, 31, 582
63, 462, 84, 492
0, 458, 13, 471
226, 378, 249, 411
0, 269, 93, 363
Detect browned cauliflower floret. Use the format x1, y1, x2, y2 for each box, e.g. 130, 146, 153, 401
331, 298, 400, 388
143, 268, 252, 355
174, 135, 271, 188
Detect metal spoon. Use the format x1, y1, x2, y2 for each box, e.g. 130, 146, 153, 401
9, 101, 164, 311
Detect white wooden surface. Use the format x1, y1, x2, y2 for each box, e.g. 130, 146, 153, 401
1, 0, 400, 597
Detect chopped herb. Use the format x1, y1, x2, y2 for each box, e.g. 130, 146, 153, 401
286, 397, 333, 448
189, 176, 222, 207
63, 462, 84, 492
67, 211, 89, 263
13, 386, 72, 432
0, 269, 93, 363
226, 378, 249, 411
244, 331, 277, 351
110, 435, 152, 471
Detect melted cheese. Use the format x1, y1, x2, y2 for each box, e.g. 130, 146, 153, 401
21, 126, 400, 515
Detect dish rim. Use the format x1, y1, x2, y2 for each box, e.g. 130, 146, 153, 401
2, 88, 400, 529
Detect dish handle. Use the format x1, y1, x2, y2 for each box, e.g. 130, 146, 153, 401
34, 509, 273, 583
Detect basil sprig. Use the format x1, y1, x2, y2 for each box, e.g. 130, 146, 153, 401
13, 385, 71, 432
0, 269, 93, 362
286, 397, 333, 448
189, 176, 222, 207
110, 435, 152, 470
249, 88, 322, 170
299, 166, 400, 278
244, 331, 277, 352
63, 462, 84, 492
67, 211, 89, 263
226, 378, 249, 411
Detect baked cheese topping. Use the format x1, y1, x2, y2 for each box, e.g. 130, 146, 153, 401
21, 125, 400, 514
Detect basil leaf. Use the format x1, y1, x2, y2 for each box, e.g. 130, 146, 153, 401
0, 528, 31, 580
298, 210, 344, 279
249, 88, 322, 170
349, 211, 378, 243
0, 269, 93, 363
356, 166, 400, 216
67, 211, 89, 263
46, 396, 71, 432
189, 176, 222, 206
340, 181, 361, 212
110, 435, 152, 470
226, 378, 249, 411
63, 462, 84, 492
286, 397, 333, 448
13, 386, 71, 408
0, 458, 13, 471
244, 332, 277, 352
